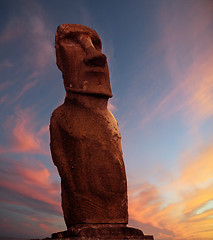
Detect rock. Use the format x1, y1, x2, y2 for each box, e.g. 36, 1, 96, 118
49, 24, 154, 240
51, 224, 153, 239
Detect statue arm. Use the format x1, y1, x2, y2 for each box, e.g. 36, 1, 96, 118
50, 113, 73, 184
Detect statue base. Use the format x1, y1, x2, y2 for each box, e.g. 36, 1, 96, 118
47, 224, 154, 240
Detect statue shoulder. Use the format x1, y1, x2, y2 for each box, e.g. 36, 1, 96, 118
107, 109, 119, 125
50, 104, 66, 125
50, 103, 75, 132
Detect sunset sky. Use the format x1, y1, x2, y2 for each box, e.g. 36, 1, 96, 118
0, 0, 213, 239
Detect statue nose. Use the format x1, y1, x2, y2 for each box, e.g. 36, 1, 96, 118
83, 53, 107, 68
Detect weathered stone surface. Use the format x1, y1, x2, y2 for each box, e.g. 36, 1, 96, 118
50, 24, 128, 228
50, 224, 153, 239
49, 24, 154, 240
55, 24, 113, 98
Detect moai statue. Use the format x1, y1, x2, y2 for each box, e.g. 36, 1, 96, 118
50, 24, 153, 240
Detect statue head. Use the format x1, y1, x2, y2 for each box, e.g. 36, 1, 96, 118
55, 24, 112, 98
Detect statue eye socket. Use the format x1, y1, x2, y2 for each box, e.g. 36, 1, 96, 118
92, 39, 101, 50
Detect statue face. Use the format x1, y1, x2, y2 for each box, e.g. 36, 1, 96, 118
55, 24, 112, 98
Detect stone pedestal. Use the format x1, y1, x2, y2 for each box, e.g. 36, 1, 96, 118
47, 224, 154, 240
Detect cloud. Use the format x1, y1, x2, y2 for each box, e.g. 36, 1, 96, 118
0, 81, 11, 91
0, 60, 13, 69
0, 155, 65, 238
0, 157, 61, 215
0, 204, 64, 239
1, 107, 49, 154
140, 1, 213, 129
108, 100, 117, 113
0, 17, 23, 44
8, 72, 40, 104
128, 142, 213, 240
24, 14, 55, 70
0, 1, 54, 70
0, 95, 8, 105
178, 144, 213, 188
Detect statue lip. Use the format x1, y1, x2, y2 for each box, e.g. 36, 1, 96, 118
86, 67, 106, 73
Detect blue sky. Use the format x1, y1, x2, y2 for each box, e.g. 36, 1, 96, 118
0, 1, 213, 239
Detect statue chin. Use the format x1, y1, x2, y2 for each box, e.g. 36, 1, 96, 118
63, 67, 113, 98
65, 86, 113, 98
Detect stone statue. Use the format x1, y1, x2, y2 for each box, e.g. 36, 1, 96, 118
49, 24, 154, 239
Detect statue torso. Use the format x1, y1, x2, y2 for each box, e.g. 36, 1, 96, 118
50, 98, 128, 226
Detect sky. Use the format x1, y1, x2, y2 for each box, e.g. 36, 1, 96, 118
0, 0, 213, 239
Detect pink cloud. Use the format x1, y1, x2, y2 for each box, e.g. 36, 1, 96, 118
11, 112, 47, 154
27, 214, 65, 236
1, 107, 49, 154
0, 158, 61, 213
21, 222, 32, 229
38, 222, 57, 233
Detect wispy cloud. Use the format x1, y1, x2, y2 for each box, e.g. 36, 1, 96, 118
0, 60, 13, 69
0, 81, 11, 91
1, 107, 49, 154
24, 14, 55, 70
0, 157, 64, 238
0, 17, 23, 44
0, 1, 54, 71
0, 95, 8, 105
140, 1, 213, 130
0, 158, 61, 215
178, 144, 213, 188
8, 72, 40, 104
128, 141, 213, 240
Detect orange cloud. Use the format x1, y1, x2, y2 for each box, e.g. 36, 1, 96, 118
178, 145, 213, 187
128, 142, 213, 240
